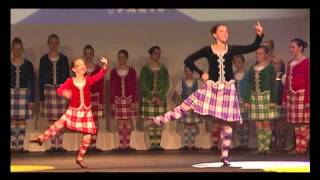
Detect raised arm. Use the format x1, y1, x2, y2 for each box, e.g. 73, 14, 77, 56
232, 21, 264, 55
87, 56, 108, 85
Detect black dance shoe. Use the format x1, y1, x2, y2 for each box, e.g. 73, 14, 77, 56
76, 159, 88, 168
29, 138, 43, 146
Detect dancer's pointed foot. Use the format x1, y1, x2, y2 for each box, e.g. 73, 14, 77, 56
221, 157, 231, 167
76, 159, 88, 168
29, 137, 43, 146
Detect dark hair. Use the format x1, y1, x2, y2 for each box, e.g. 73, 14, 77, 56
233, 54, 245, 63
71, 58, 84, 68
47, 33, 59, 44
148, 46, 161, 55
291, 38, 308, 52
184, 65, 192, 71
11, 37, 23, 49
83, 44, 94, 53
210, 24, 227, 34
258, 45, 269, 54
118, 49, 129, 58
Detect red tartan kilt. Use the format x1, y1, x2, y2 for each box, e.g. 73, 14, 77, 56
285, 90, 309, 124
112, 96, 138, 120
60, 107, 97, 134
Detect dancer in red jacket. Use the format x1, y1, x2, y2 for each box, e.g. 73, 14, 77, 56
30, 56, 109, 168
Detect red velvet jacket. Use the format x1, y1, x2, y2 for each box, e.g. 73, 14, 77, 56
57, 67, 107, 109
282, 58, 310, 104
85, 64, 104, 104
110, 67, 138, 104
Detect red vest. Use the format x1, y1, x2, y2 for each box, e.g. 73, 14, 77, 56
57, 67, 107, 109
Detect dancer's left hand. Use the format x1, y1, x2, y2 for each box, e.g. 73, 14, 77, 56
255, 21, 263, 36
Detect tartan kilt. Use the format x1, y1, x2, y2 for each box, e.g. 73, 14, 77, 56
249, 90, 279, 120
183, 80, 242, 123
285, 89, 309, 124
43, 84, 68, 121
112, 96, 138, 120
60, 107, 97, 134
90, 92, 103, 122
141, 97, 167, 119
178, 111, 203, 124
10, 88, 32, 120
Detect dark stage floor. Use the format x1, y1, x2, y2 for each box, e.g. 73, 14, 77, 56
10, 149, 310, 172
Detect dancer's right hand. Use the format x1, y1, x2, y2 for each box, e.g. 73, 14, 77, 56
201, 72, 209, 81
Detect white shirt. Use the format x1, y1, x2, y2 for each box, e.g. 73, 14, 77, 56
117, 69, 129, 76
49, 55, 59, 62
234, 71, 245, 82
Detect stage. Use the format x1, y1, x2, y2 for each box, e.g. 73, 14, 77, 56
11, 149, 310, 172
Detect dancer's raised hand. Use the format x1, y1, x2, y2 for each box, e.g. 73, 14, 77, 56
100, 56, 109, 69
255, 21, 263, 36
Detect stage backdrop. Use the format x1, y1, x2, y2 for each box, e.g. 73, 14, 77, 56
11, 9, 309, 151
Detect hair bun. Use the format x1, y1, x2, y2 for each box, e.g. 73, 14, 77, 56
303, 41, 308, 48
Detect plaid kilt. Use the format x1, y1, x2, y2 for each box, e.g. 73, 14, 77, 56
183, 80, 242, 123
43, 84, 68, 121
90, 92, 103, 122
249, 90, 279, 120
113, 96, 138, 120
141, 97, 167, 119
178, 111, 203, 124
10, 88, 32, 120
285, 90, 309, 124
60, 107, 97, 134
